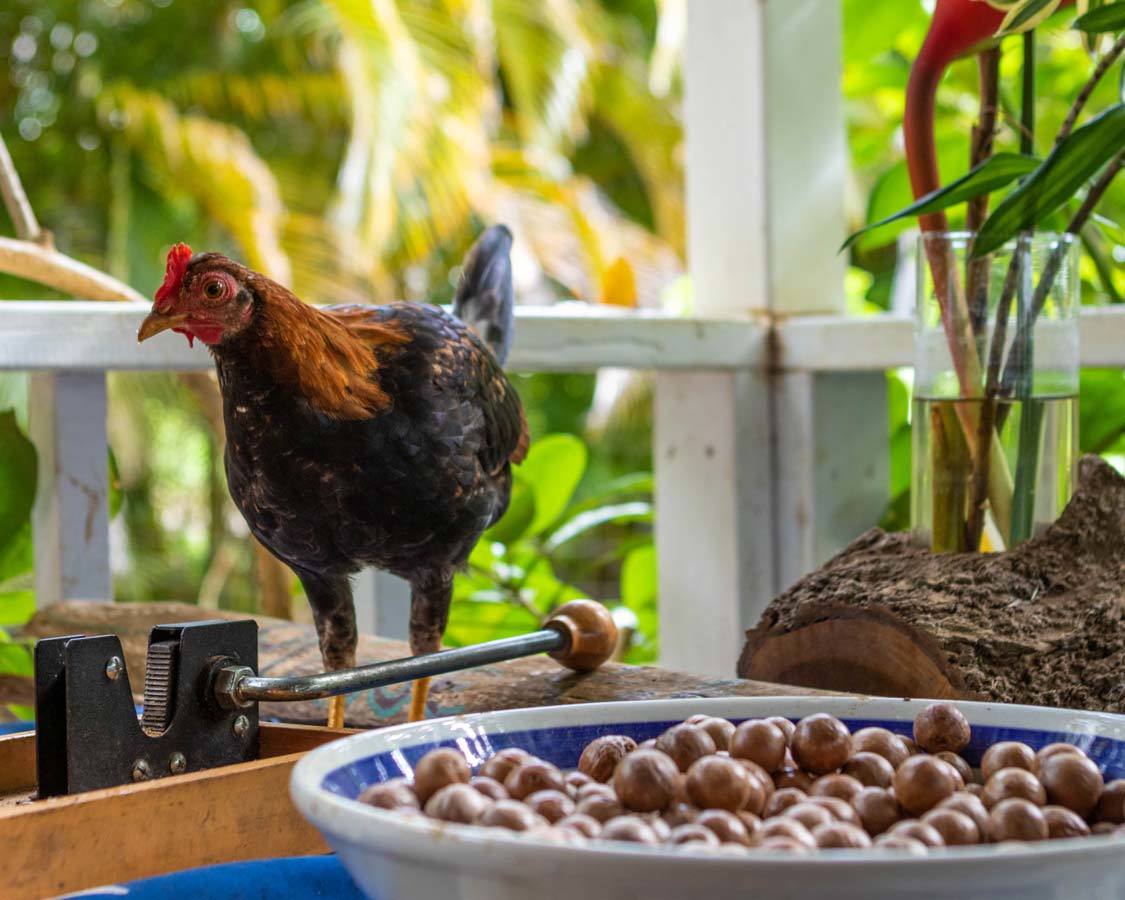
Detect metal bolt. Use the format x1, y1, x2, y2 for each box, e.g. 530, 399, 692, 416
132, 759, 152, 782
105, 656, 123, 681
169, 752, 187, 775
233, 715, 250, 738
214, 664, 255, 710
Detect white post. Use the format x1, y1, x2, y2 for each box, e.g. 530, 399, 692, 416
656, 0, 849, 675
352, 568, 410, 640
654, 370, 773, 673
30, 372, 112, 605
773, 372, 889, 592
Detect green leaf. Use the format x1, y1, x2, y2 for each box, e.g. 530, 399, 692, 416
542, 501, 653, 553
621, 543, 657, 614
1073, 2, 1125, 31
996, 0, 1065, 35
889, 425, 913, 500
0, 591, 35, 628
5, 704, 33, 722
973, 105, 1125, 258
565, 473, 653, 516
853, 137, 970, 253
0, 641, 32, 677
842, 154, 1040, 252
0, 411, 37, 552
887, 370, 911, 432
619, 543, 658, 663
483, 468, 536, 545
519, 557, 584, 613
0, 522, 32, 586
1080, 369, 1125, 452
108, 447, 123, 520
517, 433, 588, 536
443, 596, 539, 646
841, 0, 928, 64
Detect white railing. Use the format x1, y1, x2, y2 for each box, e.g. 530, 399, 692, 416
6, 1, 1125, 676
7, 300, 1125, 674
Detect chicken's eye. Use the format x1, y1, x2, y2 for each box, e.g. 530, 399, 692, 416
204, 280, 224, 300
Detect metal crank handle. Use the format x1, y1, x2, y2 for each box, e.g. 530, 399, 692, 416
213, 599, 617, 709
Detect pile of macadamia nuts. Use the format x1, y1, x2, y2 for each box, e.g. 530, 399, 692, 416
356, 704, 1125, 855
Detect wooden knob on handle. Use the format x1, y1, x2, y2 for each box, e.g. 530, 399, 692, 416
544, 600, 617, 672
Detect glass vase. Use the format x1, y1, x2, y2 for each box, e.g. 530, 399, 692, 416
911, 231, 1079, 553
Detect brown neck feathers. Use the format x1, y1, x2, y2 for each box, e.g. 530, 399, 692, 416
239, 283, 409, 419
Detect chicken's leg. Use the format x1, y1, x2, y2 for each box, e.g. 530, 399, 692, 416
408, 569, 453, 722
299, 569, 357, 729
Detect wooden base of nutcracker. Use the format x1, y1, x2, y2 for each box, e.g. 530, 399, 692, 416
0, 722, 353, 899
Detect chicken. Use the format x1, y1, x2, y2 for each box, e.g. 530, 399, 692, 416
137, 226, 527, 725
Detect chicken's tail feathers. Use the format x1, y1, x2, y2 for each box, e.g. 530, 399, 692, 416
453, 224, 514, 365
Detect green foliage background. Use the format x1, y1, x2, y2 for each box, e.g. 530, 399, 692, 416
0, 1, 1122, 718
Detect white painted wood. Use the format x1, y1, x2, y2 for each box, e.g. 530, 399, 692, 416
1071, 307, 1125, 369
660, 0, 848, 675
0, 302, 767, 373
29, 372, 112, 605
773, 372, 889, 592
776, 308, 1125, 371
353, 569, 377, 636
684, 0, 847, 318
654, 370, 773, 676
6, 302, 1125, 374
352, 568, 410, 641
777, 314, 915, 372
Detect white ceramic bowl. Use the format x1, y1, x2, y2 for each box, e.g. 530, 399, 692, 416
291, 696, 1125, 900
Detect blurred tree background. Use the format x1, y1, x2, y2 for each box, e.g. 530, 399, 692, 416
1, 1, 1123, 717
0, 0, 683, 689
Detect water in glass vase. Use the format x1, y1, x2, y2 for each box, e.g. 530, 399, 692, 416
911, 394, 1077, 553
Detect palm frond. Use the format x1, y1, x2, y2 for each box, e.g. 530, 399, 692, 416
162, 71, 347, 128
103, 87, 291, 282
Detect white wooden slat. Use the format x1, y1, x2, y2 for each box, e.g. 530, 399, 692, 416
352, 568, 410, 641
661, 0, 849, 676
683, 1, 847, 318
776, 314, 914, 372
0, 302, 767, 373
654, 370, 774, 676
777, 307, 1125, 372
773, 372, 889, 593
29, 372, 112, 605
1072, 308, 1125, 370
5, 302, 1125, 374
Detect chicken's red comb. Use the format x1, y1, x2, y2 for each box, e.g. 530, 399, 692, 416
154, 242, 193, 311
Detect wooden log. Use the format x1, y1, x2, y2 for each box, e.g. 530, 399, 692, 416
739, 455, 1125, 712
0, 723, 347, 899
20, 601, 830, 729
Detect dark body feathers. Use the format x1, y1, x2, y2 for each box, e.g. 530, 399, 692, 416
453, 224, 514, 365
209, 227, 523, 675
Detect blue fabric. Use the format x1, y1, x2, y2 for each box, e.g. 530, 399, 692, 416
70, 855, 364, 899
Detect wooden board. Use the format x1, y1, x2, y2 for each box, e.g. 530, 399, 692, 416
2, 605, 835, 896
20, 601, 830, 728
0, 722, 353, 900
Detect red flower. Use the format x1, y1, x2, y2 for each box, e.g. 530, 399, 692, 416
904, 0, 1075, 229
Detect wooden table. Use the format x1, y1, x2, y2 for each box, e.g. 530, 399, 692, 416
1, 601, 829, 899
20, 601, 828, 727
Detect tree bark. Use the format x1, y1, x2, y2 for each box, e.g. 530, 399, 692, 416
739, 455, 1125, 713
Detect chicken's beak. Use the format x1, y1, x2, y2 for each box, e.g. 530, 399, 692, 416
137, 309, 189, 342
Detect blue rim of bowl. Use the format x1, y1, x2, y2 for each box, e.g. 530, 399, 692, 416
292, 698, 1125, 867
320, 715, 1125, 798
